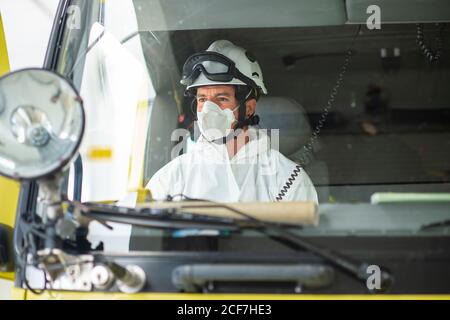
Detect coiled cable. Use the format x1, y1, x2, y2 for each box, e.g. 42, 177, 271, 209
416, 23, 445, 63
275, 165, 303, 201
276, 26, 361, 200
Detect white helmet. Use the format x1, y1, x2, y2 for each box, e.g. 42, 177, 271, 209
181, 40, 268, 96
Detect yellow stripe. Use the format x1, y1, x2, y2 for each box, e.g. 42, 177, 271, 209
14, 289, 450, 300
10, 287, 26, 300
127, 99, 150, 201
87, 146, 113, 160
0, 13, 10, 76
130, 100, 148, 187
0, 11, 19, 282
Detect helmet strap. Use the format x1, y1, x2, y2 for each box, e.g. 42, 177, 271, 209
234, 87, 260, 131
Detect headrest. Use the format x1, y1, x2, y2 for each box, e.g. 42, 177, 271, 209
256, 96, 312, 156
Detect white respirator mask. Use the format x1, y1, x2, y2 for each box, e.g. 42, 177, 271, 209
196, 100, 239, 142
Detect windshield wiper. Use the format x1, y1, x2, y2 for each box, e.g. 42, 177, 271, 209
77, 199, 393, 293
185, 200, 394, 293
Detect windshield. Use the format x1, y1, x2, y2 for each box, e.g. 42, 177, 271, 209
55, 0, 450, 252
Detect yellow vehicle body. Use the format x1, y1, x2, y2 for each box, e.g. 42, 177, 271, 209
0, 12, 20, 283
7, 287, 450, 300
1, 4, 450, 300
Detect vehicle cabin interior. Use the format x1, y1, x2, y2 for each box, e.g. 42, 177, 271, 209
128, 0, 450, 203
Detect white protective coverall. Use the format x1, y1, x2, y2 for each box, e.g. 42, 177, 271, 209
146, 126, 318, 204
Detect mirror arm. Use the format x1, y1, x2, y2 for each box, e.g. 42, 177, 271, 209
73, 154, 83, 202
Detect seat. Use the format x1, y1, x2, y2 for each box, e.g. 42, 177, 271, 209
256, 96, 329, 202
143, 94, 180, 187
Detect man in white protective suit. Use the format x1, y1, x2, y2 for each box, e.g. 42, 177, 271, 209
146, 40, 318, 204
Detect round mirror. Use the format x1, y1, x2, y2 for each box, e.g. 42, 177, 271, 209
0, 68, 85, 180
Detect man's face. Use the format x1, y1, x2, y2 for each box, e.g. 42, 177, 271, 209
196, 85, 257, 127
196, 85, 239, 113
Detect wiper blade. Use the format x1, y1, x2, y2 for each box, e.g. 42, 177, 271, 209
77, 202, 241, 231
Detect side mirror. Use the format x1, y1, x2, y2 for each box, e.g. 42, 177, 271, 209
0, 68, 86, 260
0, 68, 85, 181
0, 223, 13, 272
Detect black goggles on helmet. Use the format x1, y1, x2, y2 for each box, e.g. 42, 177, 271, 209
180, 51, 257, 90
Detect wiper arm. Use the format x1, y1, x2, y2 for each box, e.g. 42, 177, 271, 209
170, 197, 394, 293
258, 225, 393, 292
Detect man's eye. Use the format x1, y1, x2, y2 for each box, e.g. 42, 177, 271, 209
219, 97, 228, 102
197, 98, 205, 103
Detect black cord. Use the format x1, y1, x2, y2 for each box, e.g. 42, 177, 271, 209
16, 213, 54, 295
296, 25, 361, 167
275, 165, 303, 201
275, 25, 361, 199
416, 23, 445, 63
19, 237, 47, 295
23, 264, 47, 295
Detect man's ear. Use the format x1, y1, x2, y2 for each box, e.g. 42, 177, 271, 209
245, 98, 257, 118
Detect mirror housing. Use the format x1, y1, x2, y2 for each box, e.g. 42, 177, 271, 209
0, 68, 85, 181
